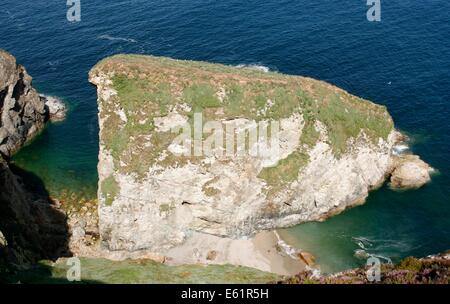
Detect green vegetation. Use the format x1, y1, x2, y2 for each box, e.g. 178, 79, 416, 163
184, 83, 221, 112
203, 186, 220, 197
101, 175, 119, 206
301, 121, 321, 148
258, 150, 309, 193
313, 94, 393, 155
6, 258, 281, 284
159, 203, 175, 215
283, 255, 450, 284
397, 256, 425, 272
92, 54, 394, 196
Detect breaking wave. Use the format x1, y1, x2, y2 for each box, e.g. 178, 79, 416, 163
352, 236, 393, 264
392, 144, 409, 155
235, 64, 270, 73
274, 231, 299, 259
97, 34, 137, 43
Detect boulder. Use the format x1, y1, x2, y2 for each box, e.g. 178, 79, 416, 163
390, 155, 433, 189
297, 251, 316, 266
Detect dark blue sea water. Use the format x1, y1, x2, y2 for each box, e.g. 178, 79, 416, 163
1, 0, 449, 273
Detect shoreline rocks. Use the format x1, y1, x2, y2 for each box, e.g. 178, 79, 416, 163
0, 50, 69, 273
0, 50, 67, 158
390, 154, 433, 189
0, 50, 48, 157
41, 95, 67, 122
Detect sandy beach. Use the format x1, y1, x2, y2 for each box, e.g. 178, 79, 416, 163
165, 231, 306, 276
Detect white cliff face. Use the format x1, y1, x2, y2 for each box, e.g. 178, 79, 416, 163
89, 55, 431, 256
266, 133, 395, 228
95, 117, 395, 253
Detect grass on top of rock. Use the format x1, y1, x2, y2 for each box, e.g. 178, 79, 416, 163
94, 54, 394, 182
258, 150, 310, 197
6, 257, 281, 284
101, 175, 119, 206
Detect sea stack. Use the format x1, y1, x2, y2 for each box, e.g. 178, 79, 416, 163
89, 54, 432, 255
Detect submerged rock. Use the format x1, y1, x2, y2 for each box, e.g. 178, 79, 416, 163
89, 54, 431, 256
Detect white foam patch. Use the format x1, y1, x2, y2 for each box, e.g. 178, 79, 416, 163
352, 236, 393, 264
392, 144, 409, 155
235, 64, 270, 73
273, 231, 300, 259
97, 34, 137, 43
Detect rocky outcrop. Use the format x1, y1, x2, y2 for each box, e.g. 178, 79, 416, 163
0, 50, 49, 157
89, 54, 432, 256
0, 51, 69, 275
0, 50, 67, 158
390, 154, 433, 189
41, 95, 67, 122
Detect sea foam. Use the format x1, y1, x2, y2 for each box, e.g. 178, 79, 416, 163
97, 34, 137, 43
392, 144, 409, 155
235, 64, 270, 73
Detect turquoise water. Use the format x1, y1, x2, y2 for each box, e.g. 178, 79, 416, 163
1, 1, 449, 273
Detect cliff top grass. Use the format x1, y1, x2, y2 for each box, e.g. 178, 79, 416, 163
7, 257, 281, 284
90, 54, 394, 186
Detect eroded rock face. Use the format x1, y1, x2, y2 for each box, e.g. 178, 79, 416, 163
89, 54, 430, 254
390, 155, 433, 189
0, 50, 48, 157
0, 51, 69, 271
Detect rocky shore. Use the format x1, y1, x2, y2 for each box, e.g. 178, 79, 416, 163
88, 54, 434, 274
0, 50, 438, 282
0, 50, 68, 275
390, 154, 434, 189
0, 50, 66, 158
